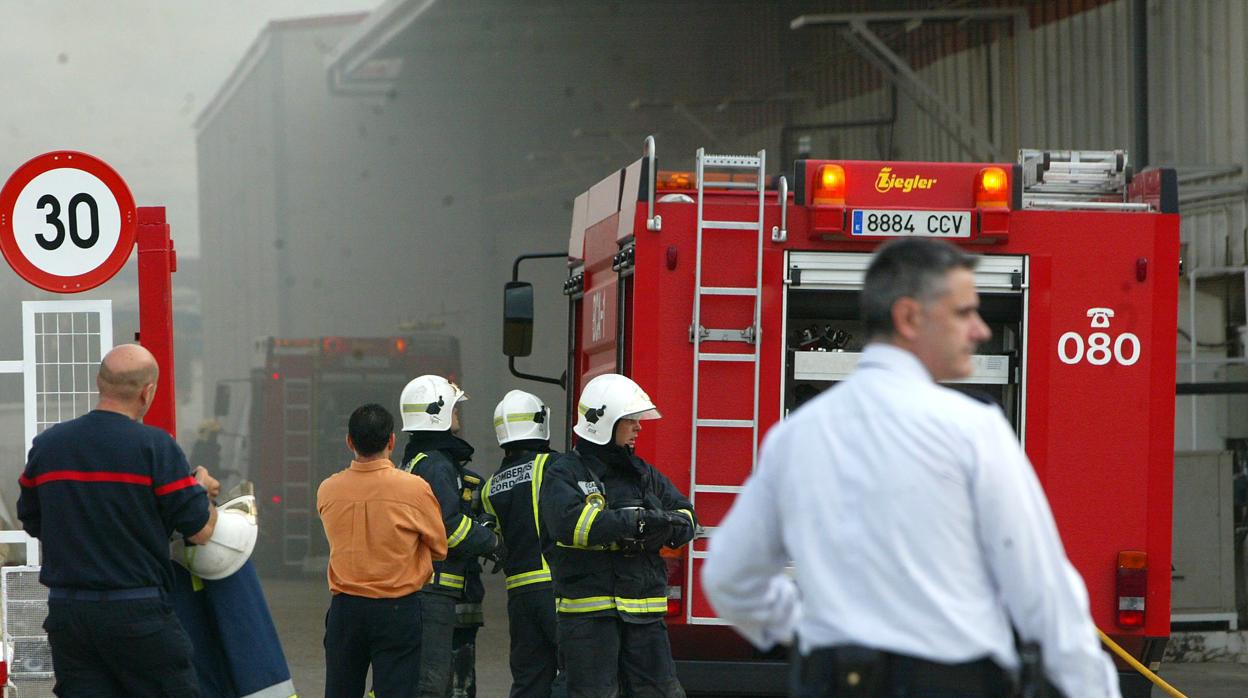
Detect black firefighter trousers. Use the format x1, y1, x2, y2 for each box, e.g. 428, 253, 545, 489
558, 615, 685, 698
507, 587, 564, 698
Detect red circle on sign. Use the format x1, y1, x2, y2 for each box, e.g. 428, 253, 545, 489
0, 151, 137, 292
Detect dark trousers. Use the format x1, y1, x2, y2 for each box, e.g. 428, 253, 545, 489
417, 592, 457, 698
558, 615, 684, 698
323, 592, 422, 698
44, 597, 199, 697
451, 625, 478, 698
791, 646, 1012, 698
507, 588, 564, 698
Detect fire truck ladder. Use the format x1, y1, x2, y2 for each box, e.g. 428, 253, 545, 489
689, 147, 767, 522
282, 378, 313, 568
1019, 149, 1150, 211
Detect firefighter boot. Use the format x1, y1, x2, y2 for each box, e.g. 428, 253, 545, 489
451, 640, 476, 698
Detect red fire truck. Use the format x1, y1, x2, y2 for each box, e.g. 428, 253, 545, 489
503, 139, 1178, 696
246, 333, 461, 575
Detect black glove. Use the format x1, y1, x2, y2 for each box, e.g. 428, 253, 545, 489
638, 510, 674, 552
663, 511, 695, 548
482, 532, 506, 573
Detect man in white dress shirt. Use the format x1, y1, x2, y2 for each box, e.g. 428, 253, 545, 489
701, 238, 1119, 697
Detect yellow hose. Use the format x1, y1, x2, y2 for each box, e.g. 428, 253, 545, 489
1096, 628, 1187, 698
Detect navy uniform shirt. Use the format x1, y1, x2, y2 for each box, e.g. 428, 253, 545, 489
17, 410, 211, 592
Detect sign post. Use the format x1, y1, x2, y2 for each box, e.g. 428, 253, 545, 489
137, 207, 177, 436
1, 151, 178, 436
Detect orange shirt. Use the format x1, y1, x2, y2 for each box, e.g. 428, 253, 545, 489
316, 458, 447, 598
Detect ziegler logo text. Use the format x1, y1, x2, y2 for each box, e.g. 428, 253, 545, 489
874, 167, 937, 193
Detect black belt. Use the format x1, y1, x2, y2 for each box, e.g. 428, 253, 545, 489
48, 587, 160, 602
795, 646, 1011, 696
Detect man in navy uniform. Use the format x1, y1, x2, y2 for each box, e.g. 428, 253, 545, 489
19, 344, 219, 696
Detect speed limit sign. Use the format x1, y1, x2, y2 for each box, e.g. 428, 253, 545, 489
0, 151, 137, 292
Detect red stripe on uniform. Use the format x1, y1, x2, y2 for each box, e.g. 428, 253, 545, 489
155, 476, 198, 496
21, 471, 153, 487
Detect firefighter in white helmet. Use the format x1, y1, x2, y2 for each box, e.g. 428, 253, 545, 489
482, 390, 565, 697
397, 375, 501, 698
539, 374, 696, 697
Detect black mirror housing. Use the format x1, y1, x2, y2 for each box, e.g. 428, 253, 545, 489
503, 281, 535, 357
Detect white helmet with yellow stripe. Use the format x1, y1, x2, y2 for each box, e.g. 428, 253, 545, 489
572, 373, 660, 446
493, 390, 550, 445
400, 375, 467, 432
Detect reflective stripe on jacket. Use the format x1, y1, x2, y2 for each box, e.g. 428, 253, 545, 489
483, 450, 555, 594
539, 447, 696, 622
403, 449, 496, 598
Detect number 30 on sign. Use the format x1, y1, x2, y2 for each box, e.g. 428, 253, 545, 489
0, 151, 136, 292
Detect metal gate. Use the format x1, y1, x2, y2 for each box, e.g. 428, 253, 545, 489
0, 300, 112, 696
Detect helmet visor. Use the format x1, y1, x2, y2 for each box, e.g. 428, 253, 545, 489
620, 407, 661, 421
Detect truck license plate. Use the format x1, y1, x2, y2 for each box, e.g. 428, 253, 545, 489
851, 210, 972, 238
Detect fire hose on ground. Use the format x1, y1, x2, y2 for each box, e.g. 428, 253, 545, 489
1097, 628, 1187, 698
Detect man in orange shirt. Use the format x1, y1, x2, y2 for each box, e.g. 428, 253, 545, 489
318, 403, 448, 698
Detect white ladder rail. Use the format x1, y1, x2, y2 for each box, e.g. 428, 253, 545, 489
687, 147, 767, 622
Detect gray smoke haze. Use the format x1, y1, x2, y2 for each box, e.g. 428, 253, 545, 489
0, 0, 381, 259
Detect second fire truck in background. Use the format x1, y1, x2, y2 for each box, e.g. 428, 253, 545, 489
237, 334, 460, 576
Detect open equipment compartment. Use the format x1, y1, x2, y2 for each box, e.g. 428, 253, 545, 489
782, 251, 1027, 434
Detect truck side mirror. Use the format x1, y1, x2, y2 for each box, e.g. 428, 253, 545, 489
213, 383, 231, 418
503, 281, 535, 357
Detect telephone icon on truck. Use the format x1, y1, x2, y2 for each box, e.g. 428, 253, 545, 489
1087, 307, 1114, 328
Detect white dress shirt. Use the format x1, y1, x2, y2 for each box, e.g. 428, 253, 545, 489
701, 343, 1120, 698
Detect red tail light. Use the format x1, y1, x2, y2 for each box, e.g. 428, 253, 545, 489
0, 657, 9, 685
663, 551, 685, 618
1116, 550, 1147, 628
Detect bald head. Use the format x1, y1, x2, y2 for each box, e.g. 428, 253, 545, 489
97, 344, 159, 402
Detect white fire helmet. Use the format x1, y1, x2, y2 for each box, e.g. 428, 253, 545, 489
170, 494, 258, 581
572, 373, 661, 446
494, 390, 550, 445
400, 375, 467, 432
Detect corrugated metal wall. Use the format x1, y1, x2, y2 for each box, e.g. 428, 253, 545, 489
749, 0, 1248, 174
737, 0, 1248, 452
764, 1, 1140, 162
1183, 197, 1248, 271
747, 0, 1248, 277
1150, 0, 1248, 169
1018, 0, 1135, 155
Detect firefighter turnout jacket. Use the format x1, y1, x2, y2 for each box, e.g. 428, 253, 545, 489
540, 440, 696, 621
400, 432, 497, 597
482, 441, 555, 595
457, 468, 487, 627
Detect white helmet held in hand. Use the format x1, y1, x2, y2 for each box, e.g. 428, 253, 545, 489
572, 373, 661, 446
494, 390, 550, 445
400, 375, 466, 432
171, 494, 258, 581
